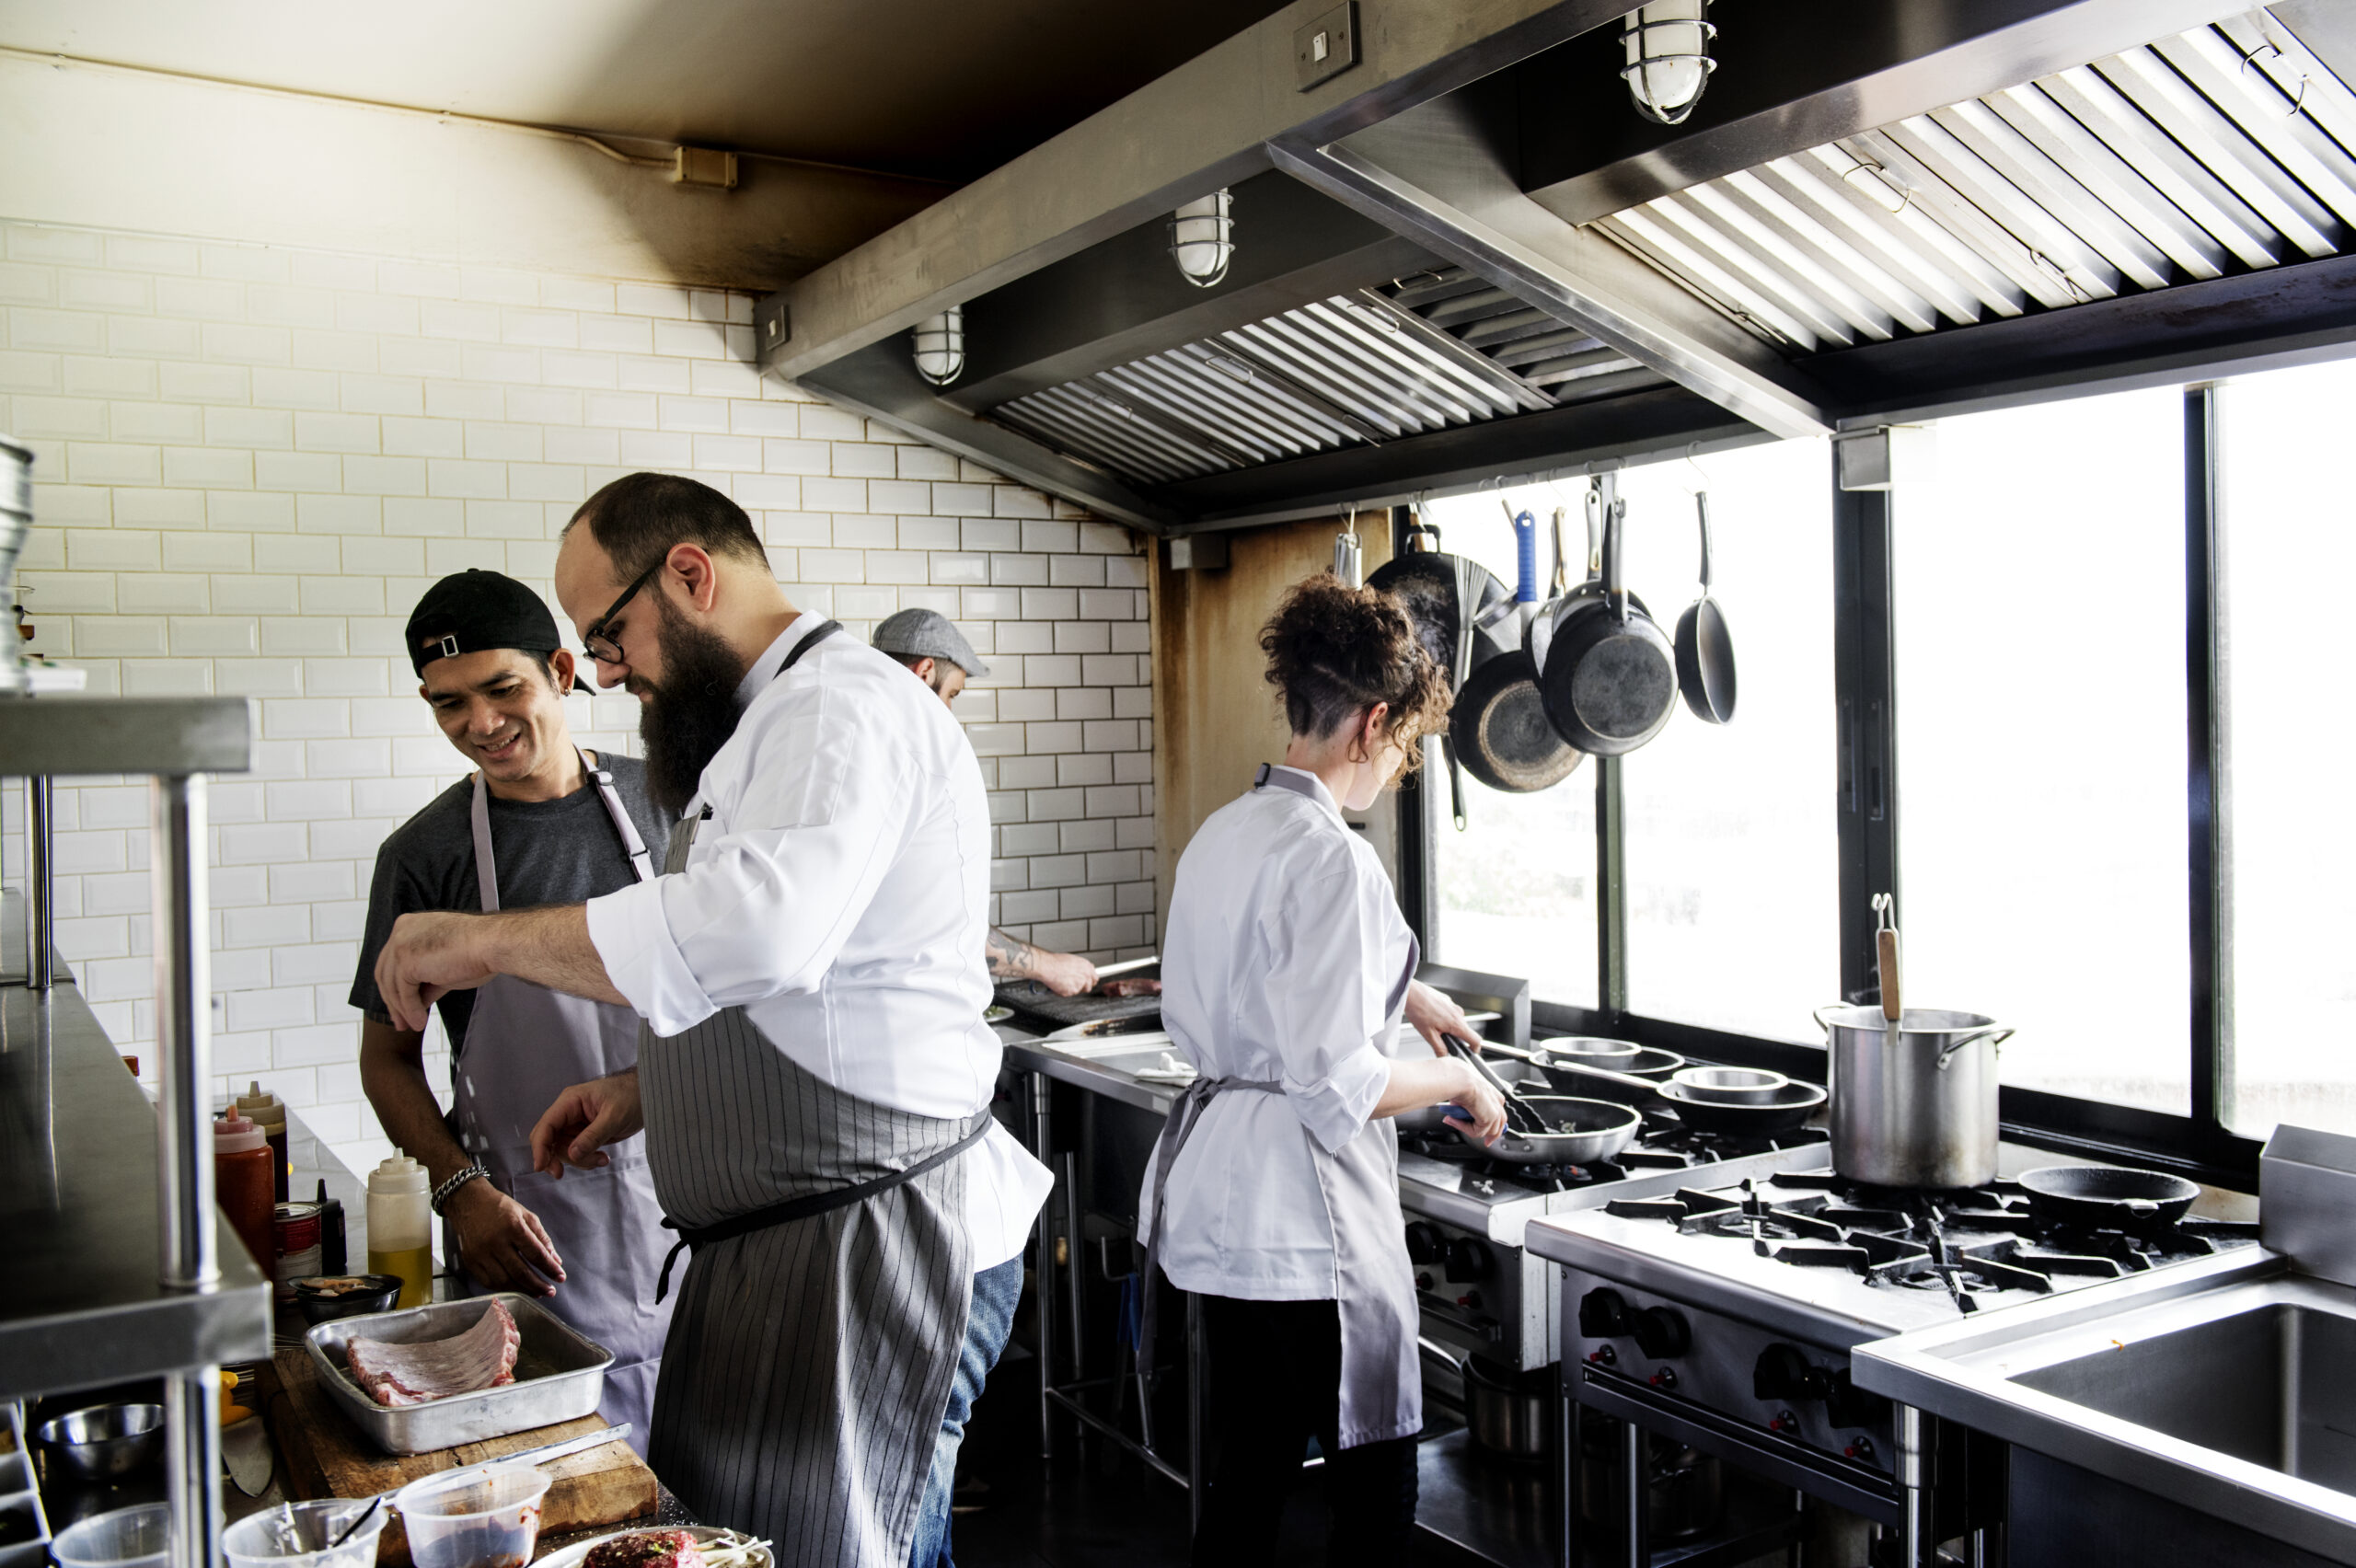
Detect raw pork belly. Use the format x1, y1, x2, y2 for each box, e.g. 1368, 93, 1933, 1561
346, 1298, 521, 1407
583, 1532, 704, 1568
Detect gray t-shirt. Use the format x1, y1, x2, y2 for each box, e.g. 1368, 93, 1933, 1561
349, 753, 676, 1051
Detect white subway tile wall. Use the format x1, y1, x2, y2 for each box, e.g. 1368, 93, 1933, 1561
0, 219, 1157, 1176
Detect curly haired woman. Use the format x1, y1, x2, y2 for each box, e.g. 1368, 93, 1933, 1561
1138, 573, 1507, 1566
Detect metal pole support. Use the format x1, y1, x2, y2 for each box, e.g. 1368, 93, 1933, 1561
27, 776, 53, 988
153, 774, 221, 1568
1028, 1069, 1055, 1461
1896, 1402, 1931, 1568
1623, 1417, 1649, 1568
1186, 1291, 1207, 1539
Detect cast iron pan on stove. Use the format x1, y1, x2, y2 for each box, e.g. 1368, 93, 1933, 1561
2017, 1165, 2200, 1226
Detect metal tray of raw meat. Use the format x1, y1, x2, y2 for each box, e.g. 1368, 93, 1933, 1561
305, 1293, 613, 1455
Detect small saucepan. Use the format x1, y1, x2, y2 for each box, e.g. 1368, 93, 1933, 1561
2017, 1165, 2200, 1227
1486, 1039, 1683, 1102
1669, 1066, 1789, 1105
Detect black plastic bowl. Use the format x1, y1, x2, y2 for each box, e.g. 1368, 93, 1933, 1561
290, 1274, 405, 1324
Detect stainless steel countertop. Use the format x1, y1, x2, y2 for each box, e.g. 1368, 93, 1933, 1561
999, 1027, 1181, 1118
0, 894, 274, 1403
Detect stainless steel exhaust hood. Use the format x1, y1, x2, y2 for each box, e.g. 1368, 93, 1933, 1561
764, 0, 2356, 534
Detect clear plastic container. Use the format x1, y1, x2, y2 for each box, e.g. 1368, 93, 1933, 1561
221, 1499, 389, 1568
51, 1503, 170, 1568
391, 1465, 549, 1568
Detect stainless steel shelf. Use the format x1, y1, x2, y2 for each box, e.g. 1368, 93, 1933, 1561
0, 696, 253, 777
0, 960, 272, 1402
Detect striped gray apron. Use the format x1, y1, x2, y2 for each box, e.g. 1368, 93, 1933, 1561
639, 622, 989, 1568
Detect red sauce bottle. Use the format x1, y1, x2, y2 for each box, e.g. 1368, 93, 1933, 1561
213, 1111, 277, 1276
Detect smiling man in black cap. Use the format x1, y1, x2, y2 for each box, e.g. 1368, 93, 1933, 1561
351, 569, 677, 1447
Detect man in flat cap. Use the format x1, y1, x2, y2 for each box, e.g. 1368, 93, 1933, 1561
873, 608, 1102, 999
352, 569, 677, 1447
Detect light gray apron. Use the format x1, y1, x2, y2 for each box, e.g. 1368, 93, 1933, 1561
1141, 764, 1425, 1449
639, 619, 992, 1568
449, 755, 673, 1448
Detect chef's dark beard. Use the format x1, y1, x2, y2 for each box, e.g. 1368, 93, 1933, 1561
636, 600, 751, 817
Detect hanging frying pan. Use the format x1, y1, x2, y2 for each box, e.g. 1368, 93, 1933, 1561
1674, 492, 1738, 724
1538, 495, 1678, 756
1527, 492, 1603, 679
1366, 517, 1518, 687
1451, 506, 1579, 794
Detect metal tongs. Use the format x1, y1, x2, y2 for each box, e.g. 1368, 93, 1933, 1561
1441, 1033, 1553, 1138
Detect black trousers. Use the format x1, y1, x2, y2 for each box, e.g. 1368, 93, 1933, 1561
1193, 1294, 1420, 1568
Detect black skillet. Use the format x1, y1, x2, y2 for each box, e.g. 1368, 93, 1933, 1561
1674, 492, 1738, 724
1538, 495, 1678, 756
1451, 507, 1580, 794
2017, 1165, 2200, 1227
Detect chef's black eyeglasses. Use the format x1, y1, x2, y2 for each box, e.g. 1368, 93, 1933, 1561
582, 560, 664, 665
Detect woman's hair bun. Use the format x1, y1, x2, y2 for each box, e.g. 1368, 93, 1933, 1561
1261, 572, 1452, 756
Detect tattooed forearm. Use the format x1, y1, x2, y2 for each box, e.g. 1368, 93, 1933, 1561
987, 927, 1040, 979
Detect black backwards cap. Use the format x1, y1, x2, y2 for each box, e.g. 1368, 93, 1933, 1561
404, 570, 564, 677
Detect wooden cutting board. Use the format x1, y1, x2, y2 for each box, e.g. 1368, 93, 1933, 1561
259, 1347, 658, 1566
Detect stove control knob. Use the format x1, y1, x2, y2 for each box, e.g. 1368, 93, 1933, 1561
1768, 1410, 1798, 1435
1585, 1345, 1617, 1366
1648, 1368, 1677, 1390
1752, 1343, 1824, 1402
1456, 1291, 1484, 1311
1576, 1288, 1630, 1338
1415, 1272, 1434, 1293
1628, 1306, 1692, 1360
1446, 1238, 1495, 1281
1844, 1437, 1876, 1463
1403, 1222, 1445, 1265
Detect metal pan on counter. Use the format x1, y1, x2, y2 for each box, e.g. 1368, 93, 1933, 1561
305, 1294, 613, 1456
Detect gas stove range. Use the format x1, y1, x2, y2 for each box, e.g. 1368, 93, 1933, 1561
1527, 1148, 2260, 1552
1397, 1115, 1836, 1372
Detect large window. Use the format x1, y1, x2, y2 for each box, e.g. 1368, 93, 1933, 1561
1617, 440, 1838, 1041
1424, 438, 1835, 1026
1891, 386, 2190, 1113
1421, 489, 1598, 1008
2218, 360, 2356, 1140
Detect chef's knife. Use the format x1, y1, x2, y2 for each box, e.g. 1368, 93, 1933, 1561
368, 1424, 632, 1504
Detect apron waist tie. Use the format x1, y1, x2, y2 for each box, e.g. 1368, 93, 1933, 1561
654, 1111, 993, 1302
1137, 1075, 1283, 1376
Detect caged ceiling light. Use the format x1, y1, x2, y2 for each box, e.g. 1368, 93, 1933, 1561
1169, 189, 1235, 288
1622, 0, 1716, 126
912, 306, 964, 386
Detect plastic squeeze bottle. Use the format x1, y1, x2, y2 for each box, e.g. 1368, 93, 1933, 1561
212, 1112, 276, 1276
366, 1155, 433, 1308
235, 1081, 290, 1203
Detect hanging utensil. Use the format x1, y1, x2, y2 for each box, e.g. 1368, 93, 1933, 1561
1874, 893, 1900, 1026
1536, 483, 1678, 756
1367, 517, 1517, 687
1673, 491, 1738, 723
1529, 489, 1604, 678
1451, 501, 1578, 795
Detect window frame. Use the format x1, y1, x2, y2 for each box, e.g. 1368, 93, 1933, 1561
1403, 387, 2267, 1191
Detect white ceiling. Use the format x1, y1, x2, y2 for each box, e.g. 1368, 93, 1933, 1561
0, 0, 1296, 183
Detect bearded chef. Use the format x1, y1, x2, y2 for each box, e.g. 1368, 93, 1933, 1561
1138, 575, 1506, 1567
352, 571, 676, 1447
371, 474, 1050, 1568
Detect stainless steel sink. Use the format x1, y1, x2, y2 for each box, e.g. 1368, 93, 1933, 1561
2011, 1297, 2356, 1491
1856, 1250, 2356, 1563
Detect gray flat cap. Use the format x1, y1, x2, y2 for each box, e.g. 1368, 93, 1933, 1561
872, 607, 990, 678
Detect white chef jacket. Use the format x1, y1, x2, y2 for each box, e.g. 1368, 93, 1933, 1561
584, 614, 1052, 1269
1138, 765, 1419, 1298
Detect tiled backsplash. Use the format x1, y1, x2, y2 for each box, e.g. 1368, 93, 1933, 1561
0, 218, 1155, 1175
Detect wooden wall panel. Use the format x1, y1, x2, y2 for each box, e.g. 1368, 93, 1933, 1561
1149, 519, 1395, 931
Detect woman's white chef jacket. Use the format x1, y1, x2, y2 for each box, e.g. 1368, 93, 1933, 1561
1138, 764, 1423, 1447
